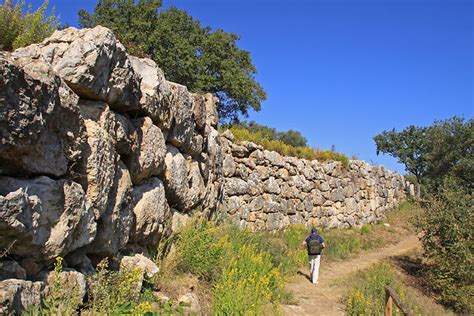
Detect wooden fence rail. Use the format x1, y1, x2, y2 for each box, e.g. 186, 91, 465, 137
384, 285, 414, 316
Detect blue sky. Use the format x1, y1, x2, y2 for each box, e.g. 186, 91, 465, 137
30, 0, 473, 173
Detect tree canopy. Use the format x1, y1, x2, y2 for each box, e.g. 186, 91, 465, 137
374, 116, 473, 196
0, 0, 59, 51
78, 0, 266, 122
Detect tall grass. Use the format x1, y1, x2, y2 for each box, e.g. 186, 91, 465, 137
162, 220, 307, 314
345, 263, 409, 315
224, 126, 349, 164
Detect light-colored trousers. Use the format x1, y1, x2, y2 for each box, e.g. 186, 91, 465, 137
309, 255, 321, 284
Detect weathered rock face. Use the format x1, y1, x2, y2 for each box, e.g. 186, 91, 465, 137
0, 176, 96, 263
0, 26, 412, 311
12, 26, 142, 111
127, 117, 166, 185
130, 177, 171, 245
0, 26, 223, 291
0, 279, 44, 314
0, 53, 85, 178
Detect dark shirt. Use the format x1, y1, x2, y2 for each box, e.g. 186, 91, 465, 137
305, 233, 324, 245
305, 233, 325, 258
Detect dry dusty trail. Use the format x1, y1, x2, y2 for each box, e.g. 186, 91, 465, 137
282, 235, 421, 316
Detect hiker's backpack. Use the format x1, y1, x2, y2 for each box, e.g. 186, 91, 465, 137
307, 238, 322, 255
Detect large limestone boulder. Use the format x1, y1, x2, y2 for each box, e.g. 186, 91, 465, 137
87, 161, 133, 257
120, 254, 159, 279
225, 178, 250, 196
13, 26, 141, 111
127, 117, 166, 185
115, 113, 134, 156
192, 93, 207, 131
129, 56, 173, 129
204, 93, 219, 127
185, 160, 206, 211
79, 100, 118, 219
0, 176, 96, 262
0, 279, 44, 314
130, 177, 171, 245
163, 145, 188, 209
163, 146, 205, 212
0, 53, 85, 177
168, 83, 195, 153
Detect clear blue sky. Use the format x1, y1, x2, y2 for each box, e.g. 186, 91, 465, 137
31, 0, 473, 173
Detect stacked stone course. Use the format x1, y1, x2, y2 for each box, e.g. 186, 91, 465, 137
220, 131, 410, 231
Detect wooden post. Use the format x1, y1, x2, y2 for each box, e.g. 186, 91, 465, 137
384, 285, 414, 316
385, 286, 393, 316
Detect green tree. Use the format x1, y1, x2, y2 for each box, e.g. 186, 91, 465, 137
278, 129, 308, 147
373, 125, 428, 197
78, 1, 266, 122
374, 117, 473, 197
424, 117, 474, 192
0, 0, 59, 51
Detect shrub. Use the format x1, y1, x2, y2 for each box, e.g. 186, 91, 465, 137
165, 219, 300, 314
0, 0, 59, 51
416, 179, 473, 313
174, 220, 228, 280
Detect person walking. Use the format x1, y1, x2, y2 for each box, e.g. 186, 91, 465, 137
301, 227, 325, 284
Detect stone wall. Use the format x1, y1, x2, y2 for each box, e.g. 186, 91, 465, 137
0, 26, 413, 313
0, 26, 223, 275
220, 132, 410, 231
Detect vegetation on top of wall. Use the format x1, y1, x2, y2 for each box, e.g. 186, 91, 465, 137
223, 123, 350, 165
0, 0, 59, 51
227, 120, 309, 147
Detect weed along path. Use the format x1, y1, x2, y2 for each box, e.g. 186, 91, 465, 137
282, 235, 421, 316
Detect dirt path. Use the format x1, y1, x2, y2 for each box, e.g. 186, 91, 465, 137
282, 235, 421, 316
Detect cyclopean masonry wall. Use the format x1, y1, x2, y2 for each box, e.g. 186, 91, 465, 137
0, 26, 223, 292
220, 132, 411, 232
0, 26, 413, 312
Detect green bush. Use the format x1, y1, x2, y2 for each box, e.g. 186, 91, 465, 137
416, 179, 473, 313
174, 220, 228, 280
0, 0, 59, 51
314, 148, 349, 167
